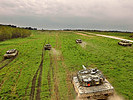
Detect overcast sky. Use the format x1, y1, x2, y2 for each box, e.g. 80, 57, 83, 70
0, 0, 133, 31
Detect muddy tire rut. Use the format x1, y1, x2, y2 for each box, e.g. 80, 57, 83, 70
36, 51, 44, 100
47, 53, 53, 97
60, 49, 74, 99
29, 47, 45, 100
0, 59, 6, 64
49, 34, 60, 100
50, 48, 59, 100
0, 56, 17, 70
53, 55, 59, 100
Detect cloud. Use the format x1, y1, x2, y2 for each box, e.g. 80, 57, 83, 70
0, 0, 133, 18
0, 0, 133, 31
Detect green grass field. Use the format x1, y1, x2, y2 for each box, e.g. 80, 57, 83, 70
0, 31, 133, 100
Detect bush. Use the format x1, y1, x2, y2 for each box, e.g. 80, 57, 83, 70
0, 26, 31, 41
12, 28, 22, 38
0, 27, 12, 41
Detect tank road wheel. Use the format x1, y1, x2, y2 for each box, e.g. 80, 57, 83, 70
4, 57, 7, 59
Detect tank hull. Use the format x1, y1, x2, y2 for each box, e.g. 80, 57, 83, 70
118, 42, 132, 46
4, 51, 18, 59
44, 44, 52, 50
73, 76, 114, 99
76, 39, 82, 43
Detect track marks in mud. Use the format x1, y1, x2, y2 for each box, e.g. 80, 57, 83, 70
60, 54, 74, 100
0, 57, 18, 90
29, 47, 44, 100
29, 67, 40, 100
0, 59, 5, 64
0, 56, 17, 70
0, 57, 17, 90
52, 51, 59, 100
11, 66, 25, 95
49, 34, 60, 100
47, 53, 53, 97
36, 52, 44, 100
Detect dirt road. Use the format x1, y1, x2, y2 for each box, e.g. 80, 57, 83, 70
77, 32, 133, 42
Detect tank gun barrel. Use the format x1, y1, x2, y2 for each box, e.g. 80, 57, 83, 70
82, 65, 87, 70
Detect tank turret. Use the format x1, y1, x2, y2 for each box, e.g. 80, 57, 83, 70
44, 44, 52, 50
77, 65, 105, 87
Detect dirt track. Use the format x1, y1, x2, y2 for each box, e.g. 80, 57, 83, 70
53, 34, 60, 100
29, 66, 40, 100
47, 53, 52, 97
29, 46, 44, 100
78, 32, 133, 42
76, 33, 94, 37
36, 51, 44, 100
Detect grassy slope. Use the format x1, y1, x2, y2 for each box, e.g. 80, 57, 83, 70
0, 31, 132, 100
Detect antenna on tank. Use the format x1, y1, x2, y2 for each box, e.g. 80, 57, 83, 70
82, 65, 87, 70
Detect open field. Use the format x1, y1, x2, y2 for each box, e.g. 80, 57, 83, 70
0, 31, 133, 100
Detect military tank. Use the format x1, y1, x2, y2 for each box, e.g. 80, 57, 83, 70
76, 39, 82, 43
44, 44, 52, 50
129, 35, 133, 38
118, 40, 132, 46
72, 65, 114, 99
4, 49, 18, 59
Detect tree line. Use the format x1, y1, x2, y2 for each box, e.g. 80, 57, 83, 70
0, 25, 32, 41
63, 29, 133, 33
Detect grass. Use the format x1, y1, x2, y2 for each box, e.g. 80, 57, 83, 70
0, 30, 133, 100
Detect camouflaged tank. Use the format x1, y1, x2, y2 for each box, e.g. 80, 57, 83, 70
118, 40, 132, 46
4, 49, 18, 59
44, 44, 52, 50
129, 35, 133, 38
72, 65, 114, 99
76, 39, 82, 43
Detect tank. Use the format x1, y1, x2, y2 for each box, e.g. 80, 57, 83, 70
44, 44, 51, 50
4, 49, 18, 59
129, 35, 133, 38
76, 39, 82, 43
72, 65, 114, 99
118, 40, 132, 46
